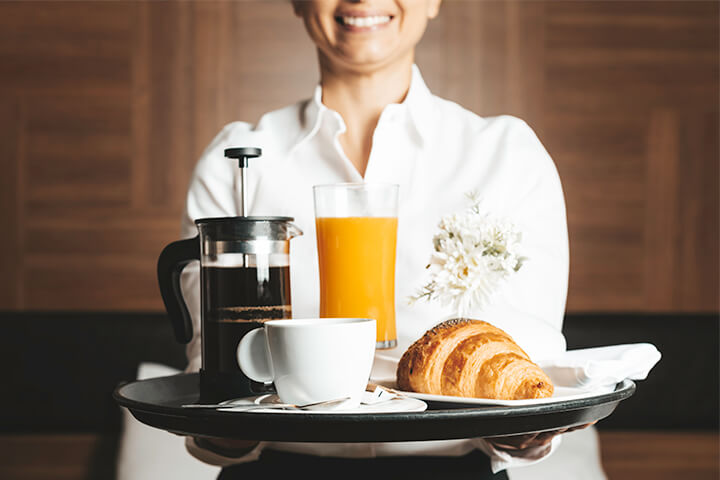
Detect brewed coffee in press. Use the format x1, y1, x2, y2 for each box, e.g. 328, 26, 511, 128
202, 265, 291, 374
157, 148, 302, 402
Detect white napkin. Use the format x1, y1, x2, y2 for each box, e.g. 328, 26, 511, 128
538, 343, 661, 390
362, 386, 398, 405
370, 353, 402, 385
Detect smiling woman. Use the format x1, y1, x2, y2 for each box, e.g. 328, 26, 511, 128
290, 0, 442, 177
292, 0, 440, 74
181, 0, 572, 479
0, 0, 716, 479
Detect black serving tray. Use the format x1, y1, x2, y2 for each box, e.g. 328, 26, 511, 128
113, 373, 635, 442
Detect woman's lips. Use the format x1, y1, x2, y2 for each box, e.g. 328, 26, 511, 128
335, 14, 393, 32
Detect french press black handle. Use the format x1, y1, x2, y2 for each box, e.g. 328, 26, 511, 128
157, 236, 200, 344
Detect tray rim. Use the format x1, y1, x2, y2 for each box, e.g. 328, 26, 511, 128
113, 372, 636, 420
113, 373, 636, 440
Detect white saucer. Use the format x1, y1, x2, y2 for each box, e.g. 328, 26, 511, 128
218, 393, 427, 414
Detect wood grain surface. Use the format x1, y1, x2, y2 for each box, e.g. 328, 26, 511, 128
0, 432, 717, 480
0, 0, 717, 312
600, 431, 720, 480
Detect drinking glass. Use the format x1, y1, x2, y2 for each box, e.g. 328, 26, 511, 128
313, 183, 399, 349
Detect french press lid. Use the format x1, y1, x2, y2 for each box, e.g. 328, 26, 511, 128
191, 147, 301, 241
194, 216, 302, 259
194, 148, 302, 255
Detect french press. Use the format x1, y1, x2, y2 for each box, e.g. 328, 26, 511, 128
157, 148, 302, 402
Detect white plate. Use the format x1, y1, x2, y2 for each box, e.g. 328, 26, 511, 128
218, 393, 427, 414
379, 383, 617, 407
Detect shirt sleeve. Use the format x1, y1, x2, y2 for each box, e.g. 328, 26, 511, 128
469, 117, 569, 362
185, 437, 266, 467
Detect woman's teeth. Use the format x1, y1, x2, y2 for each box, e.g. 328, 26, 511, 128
340, 15, 391, 27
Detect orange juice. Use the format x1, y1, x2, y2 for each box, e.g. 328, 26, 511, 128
316, 216, 398, 347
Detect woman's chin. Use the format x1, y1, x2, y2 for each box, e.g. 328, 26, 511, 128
322, 47, 412, 74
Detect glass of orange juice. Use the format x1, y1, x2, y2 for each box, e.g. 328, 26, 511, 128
313, 183, 399, 349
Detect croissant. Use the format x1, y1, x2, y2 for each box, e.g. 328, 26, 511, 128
396, 318, 553, 400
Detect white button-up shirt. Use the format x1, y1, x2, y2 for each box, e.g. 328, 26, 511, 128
182, 66, 569, 471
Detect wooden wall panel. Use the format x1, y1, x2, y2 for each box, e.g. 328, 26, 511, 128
675, 111, 719, 310
144, 1, 194, 208
0, 434, 112, 480
546, 112, 648, 310
600, 431, 720, 480
0, 97, 21, 308
24, 96, 132, 209
0, 0, 716, 313
538, 1, 719, 311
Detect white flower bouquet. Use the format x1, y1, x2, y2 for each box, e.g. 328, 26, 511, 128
410, 193, 526, 315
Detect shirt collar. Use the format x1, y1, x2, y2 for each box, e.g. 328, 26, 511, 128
404, 64, 434, 144
291, 64, 434, 153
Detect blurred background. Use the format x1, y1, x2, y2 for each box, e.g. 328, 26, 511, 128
0, 1, 717, 479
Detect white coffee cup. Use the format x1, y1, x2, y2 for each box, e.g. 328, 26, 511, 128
236, 318, 376, 408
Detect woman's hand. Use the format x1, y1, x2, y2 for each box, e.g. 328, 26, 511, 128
485, 422, 596, 452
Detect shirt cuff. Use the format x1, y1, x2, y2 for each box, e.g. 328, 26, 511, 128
186, 437, 265, 467
472, 435, 562, 473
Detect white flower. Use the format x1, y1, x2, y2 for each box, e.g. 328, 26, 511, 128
409, 194, 526, 315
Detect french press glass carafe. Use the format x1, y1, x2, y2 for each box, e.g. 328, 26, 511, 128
157, 148, 302, 401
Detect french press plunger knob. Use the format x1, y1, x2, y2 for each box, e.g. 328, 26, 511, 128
224, 147, 261, 217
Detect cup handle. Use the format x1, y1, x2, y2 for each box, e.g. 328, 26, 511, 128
237, 328, 274, 383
